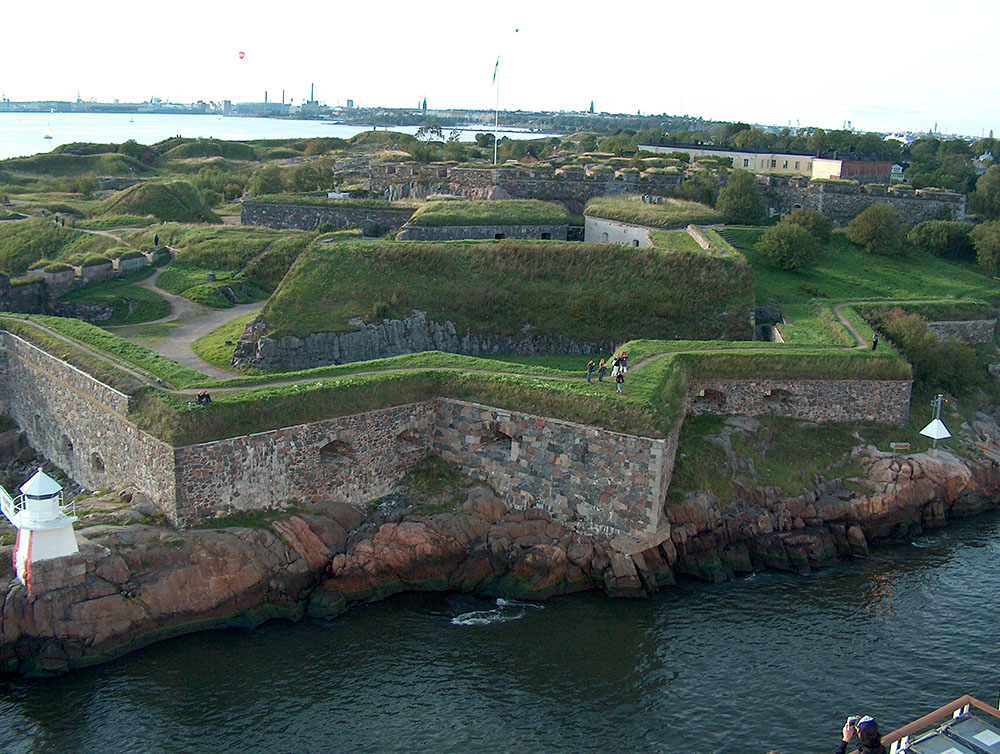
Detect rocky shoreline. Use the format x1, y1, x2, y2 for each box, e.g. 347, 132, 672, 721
3, 419, 1000, 676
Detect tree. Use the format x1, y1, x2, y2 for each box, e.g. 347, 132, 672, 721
249, 165, 284, 195
846, 203, 905, 255
907, 221, 974, 260
756, 220, 819, 270
783, 208, 832, 244
716, 170, 765, 225
970, 220, 1000, 275
972, 165, 1000, 220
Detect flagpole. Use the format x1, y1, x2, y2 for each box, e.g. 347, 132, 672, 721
493, 56, 500, 165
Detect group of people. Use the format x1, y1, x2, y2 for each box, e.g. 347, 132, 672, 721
587, 352, 629, 393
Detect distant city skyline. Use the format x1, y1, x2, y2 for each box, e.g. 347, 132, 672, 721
5, 0, 998, 138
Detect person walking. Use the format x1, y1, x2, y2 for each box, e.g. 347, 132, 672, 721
616, 369, 624, 394
871, 332, 879, 351
587, 359, 596, 383
598, 359, 607, 382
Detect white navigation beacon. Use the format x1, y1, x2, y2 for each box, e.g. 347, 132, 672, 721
0, 468, 78, 586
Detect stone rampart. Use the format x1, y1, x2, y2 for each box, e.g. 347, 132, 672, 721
434, 400, 680, 540
370, 164, 684, 213
759, 176, 967, 224
231, 311, 610, 371
927, 319, 996, 344
0, 331, 177, 515
686, 378, 912, 424
173, 403, 437, 523
396, 224, 568, 241
241, 201, 415, 236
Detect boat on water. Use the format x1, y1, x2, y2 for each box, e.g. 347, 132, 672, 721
871, 695, 1000, 753
43, 134, 52, 140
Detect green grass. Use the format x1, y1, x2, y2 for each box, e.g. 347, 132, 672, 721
156, 264, 268, 308
649, 230, 701, 253
260, 238, 754, 343
585, 195, 722, 229
97, 181, 220, 224
0, 218, 120, 274
0, 152, 147, 177
58, 269, 170, 325
192, 312, 257, 369
12, 315, 208, 389
722, 227, 1000, 306
407, 199, 570, 227
775, 302, 855, 347
254, 195, 421, 211
76, 215, 157, 230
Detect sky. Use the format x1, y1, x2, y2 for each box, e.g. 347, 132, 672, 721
3, 0, 998, 137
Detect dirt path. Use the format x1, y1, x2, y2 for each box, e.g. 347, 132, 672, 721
104, 245, 265, 379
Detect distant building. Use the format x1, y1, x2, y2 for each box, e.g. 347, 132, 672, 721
891, 163, 905, 182
639, 144, 893, 184
638, 144, 814, 177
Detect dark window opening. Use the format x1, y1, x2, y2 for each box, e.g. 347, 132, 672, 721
695, 388, 725, 405
396, 428, 421, 445
540, 232, 551, 240
60, 434, 74, 457
494, 233, 505, 240
480, 422, 514, 460
91, 452, 105, 473
632, 239, 640, 247
319, 438, 354, 463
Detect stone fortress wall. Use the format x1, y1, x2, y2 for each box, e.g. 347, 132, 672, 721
240, 202, 415, 236
396, 224, 569, 242
926, 319, 996, 344
758, 175, 967, 224
0, 332, 177, 513
1, 329, 916, 546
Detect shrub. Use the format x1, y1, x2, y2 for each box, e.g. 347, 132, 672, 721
783, 208, 832, 245
846, 203, 905, 255
716, 170, 765, 225
907, 221, 975, 260
971, 220, 1000, 275
878, 310, 981, 393
755, 221, 819, 270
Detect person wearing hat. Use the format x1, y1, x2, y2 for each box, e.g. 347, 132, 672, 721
837, 715, 888, 754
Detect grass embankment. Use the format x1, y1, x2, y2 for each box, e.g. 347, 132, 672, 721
407, 199, 570, 227
98, 182, 220, 224
260, 238, 755, 342
6, 315, 206, 390
252, 195, 421, 212
0, 218, 119, 275
0, 152, 147, 177
585, 195, 722, 229
58, 268, 170, 325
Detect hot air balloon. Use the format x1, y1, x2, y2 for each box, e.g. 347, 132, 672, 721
238, 51, 245, 60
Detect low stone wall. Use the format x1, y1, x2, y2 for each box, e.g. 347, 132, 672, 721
231, 311, 610, 370
927, 319, 996, 344
759, 176, 967, 225
241, 201, 415, 236
583, 216, 652, 247
6, 280, 46, 314
0, 331, 177, 516
173, 403, 437, 523
686, 378, 912, 424
396, 224, 568, 241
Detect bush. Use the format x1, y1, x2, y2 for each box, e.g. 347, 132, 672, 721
783, 208, 832, 245
907, 221, 975, 260
755, 221, 819, 270
878, 310, 981, 393
716, 170, 765, 225
846, 203, 905, 255
970, 220, 1000, 275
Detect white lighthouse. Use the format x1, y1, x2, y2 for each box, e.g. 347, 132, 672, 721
1, 469, 78, 588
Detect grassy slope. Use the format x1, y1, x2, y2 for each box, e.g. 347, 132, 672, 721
585, 195, 722, 229
408, 199, 570, 227
97, 182, 221, 224
260, 239, 754, 342
58, 268, 170, 325
0, 218, 119, 274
